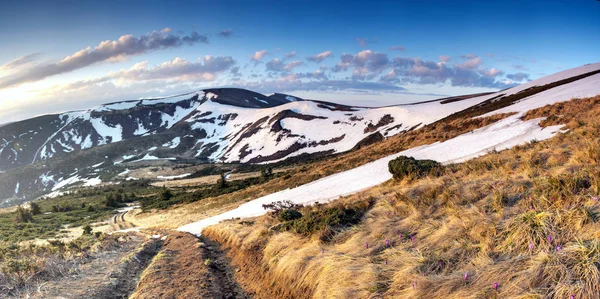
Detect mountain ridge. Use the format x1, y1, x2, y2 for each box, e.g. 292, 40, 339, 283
1, 62, 599, 206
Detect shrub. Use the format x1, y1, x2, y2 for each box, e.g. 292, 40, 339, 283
160, 188, 173, 201
388, 156, 443, 180
216, 173, 228, 189
82, 224, 92, 235
29, 202, 42, 215
281, 198, 374, 240
279, 209, 302, 221
262, 200, 303, 215
15, 206, 33, 223
104, 194, 119, 207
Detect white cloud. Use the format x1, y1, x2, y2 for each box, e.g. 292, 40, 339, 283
307, 50, 333, 63
250, 50, 269, 62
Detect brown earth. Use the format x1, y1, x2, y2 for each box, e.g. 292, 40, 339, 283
131, 231, 249, 299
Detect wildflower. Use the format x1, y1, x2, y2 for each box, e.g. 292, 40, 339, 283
570, 295, 575, 299
385, 259, 388, 265
464, 272, 469, 281
529, 243, 534, 251
557, 245, 562, 252
547, 235, 553, 243
410, 235, 415, 243
493, 282, 499, 290
366, 243, 369, 249
594, 196, 598, 202
412, 280, 417, 289
386, 239, 390, 247
321, 249, 324, 255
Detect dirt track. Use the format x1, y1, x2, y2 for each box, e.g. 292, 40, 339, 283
131, 232, 250, 299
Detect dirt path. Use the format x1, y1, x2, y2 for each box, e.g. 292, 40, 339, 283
131, 232, 250, 299
30, 233, 162, 299
198, 235, 250, 299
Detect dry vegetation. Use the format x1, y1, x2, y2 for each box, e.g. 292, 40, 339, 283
202, 96, 600, 298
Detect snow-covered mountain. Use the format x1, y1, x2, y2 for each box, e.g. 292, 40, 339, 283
1, 63, 600, 206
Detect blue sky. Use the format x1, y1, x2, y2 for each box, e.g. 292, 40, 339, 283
0, 0, 598, 122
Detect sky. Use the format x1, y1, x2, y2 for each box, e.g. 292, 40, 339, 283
0, 0, 598, 123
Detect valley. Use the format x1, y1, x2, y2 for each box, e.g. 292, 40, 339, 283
1, 63, 600, 298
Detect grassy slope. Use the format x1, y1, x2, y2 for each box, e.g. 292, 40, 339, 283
130, 111, 511, 228
203, 96, 600, 298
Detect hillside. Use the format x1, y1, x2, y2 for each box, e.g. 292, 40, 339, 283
200, 96, 600, 298
3, 63, 600, 207
2, 63, 600, 298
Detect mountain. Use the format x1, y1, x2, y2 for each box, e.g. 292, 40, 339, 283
1, 63, 600, 207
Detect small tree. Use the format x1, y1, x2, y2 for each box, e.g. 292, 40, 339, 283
217, 173, 227, 189
30, 202, 42, 215
105, 194, 119, 207
82, 224, 93, 235
160, 188, 173, 201
15, 205, 33, 223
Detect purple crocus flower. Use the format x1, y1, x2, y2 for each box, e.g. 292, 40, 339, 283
493, 282, 499, 290
366, 243, 369, 249
529, 243, 534, 251
410, 235, 415, 243
321, 249, 324, 255
594, 196, 599, 202
412, 280, 417, 289
547, 235, 553, 243
557, 245, 562, 252
464, 272, 469, 281
386, 239, 390, 247
570, 295, 575, 299
385, 259, 388, 265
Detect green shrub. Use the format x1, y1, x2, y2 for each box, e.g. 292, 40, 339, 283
82, 224, 92, 235
160, 188, 173, 201
279, 209, 302, 221
15, 206, 33, 223
281, 198, 374, 240
29, 202, 42, 215
388, 156, 443, 180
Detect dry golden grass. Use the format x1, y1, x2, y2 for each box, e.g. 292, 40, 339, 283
202, 96, 600, 298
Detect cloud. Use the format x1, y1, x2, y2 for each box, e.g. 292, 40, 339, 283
455, 56, 482, 69
389, 56, 511, 89
250, 50, 269, 62
265, 58, 284, 71
307, 50, 333, 63
506, 72, 530, 82
512, 64, 529, 71
219, 29, 233, 38
285, 61, 303, 71
0, 29, 209, 89
460, 53, 478, 59
110, 56, 235, 82
234, 78, 406, 94
480, 68, 504, 77
230, 66, 240, 76
356, 38, 368, 47
332, 50, 390, 80
389, 46, 406, 51
0, 53, 42, 74
438, 55, 451, 63
285, 51, 297, 59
